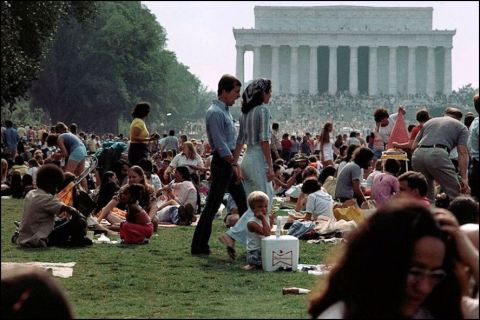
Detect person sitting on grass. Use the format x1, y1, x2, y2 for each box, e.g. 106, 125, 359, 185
448, 195, 479, 226
371, 158, 400, 207
273, 165, 301, 196
119, 184, 154, 244
1, 267, 74, 319
396, 171, 431, 207
318, 165, 337, 197
308, 199, 472, 319
244, 191, 274, 271
152, 167, 197, 227
17, 164, 91, 248
298, 178, 334, 221
96, 165, 156, 229
94, 171, 120, 216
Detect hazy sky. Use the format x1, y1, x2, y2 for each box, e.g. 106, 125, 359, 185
142, 1, 479, 92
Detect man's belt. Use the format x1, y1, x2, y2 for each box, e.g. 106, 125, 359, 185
418, 144, 450, 153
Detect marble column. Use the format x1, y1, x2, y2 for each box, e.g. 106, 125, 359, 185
388, 46, 397, 95
426, 46, 436, 97
309, 46, 318, 95
290, 46, 298, 94
271, 46, 280, 94
328, 46, 337, 95
443, 46, 452, 95
407, 46, 416, 95
253, 46, 261, 79
349, 46, 358, 96
235, 45, 245, 85
368, 46, 378, 96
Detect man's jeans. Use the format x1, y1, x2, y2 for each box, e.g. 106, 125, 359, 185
191, 152, 247, 252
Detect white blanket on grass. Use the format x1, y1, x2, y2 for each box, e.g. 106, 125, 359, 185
1, 262, 76, 278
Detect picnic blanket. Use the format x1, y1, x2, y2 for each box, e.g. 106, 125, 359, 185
1, 262, 76, 278
157, 215, 200, 228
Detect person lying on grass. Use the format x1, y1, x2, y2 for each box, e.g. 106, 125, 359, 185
244, 191, 274, 271
118, 184, 154, 244
153, 203, 195, 226
17, 164, 92, 248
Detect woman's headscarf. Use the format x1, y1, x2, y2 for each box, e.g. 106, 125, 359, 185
241, 78, 271, 114
242, 79, 269, 106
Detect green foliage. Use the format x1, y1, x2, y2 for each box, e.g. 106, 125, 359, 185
2, 198, 334, 318
0, 99, 48, 127
1, 1, 97, 109
29, 1, 213, 134
450, 84, 479, 107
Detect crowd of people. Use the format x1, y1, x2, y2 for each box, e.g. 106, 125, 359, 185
1, 74, 478, 318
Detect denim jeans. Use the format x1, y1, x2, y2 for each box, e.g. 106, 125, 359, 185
191, 152, 247, 252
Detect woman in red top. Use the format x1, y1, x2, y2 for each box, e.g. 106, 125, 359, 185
118, 184, 153, 244
280, 133, 292, 163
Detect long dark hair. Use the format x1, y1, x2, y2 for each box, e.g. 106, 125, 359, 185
175, 166, 191, 181
96, 171, 120, 211
308, 199, 462, 319
321, 122, 332, 143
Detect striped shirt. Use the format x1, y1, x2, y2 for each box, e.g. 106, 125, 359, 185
236, 104, 271, 146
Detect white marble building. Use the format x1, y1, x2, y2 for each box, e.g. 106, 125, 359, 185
233, 6, 455, 96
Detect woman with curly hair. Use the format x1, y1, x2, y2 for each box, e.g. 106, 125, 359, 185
308, 199, 467, 319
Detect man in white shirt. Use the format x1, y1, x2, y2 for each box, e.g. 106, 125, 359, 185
374, 106, 406, 148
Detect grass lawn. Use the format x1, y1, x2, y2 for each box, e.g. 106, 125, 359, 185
1, 198, 338, 318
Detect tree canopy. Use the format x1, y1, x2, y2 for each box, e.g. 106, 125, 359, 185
1, 1, 96, 109
29, 1, 213, 134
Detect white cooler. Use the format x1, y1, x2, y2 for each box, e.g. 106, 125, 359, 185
261, 235, 299, 272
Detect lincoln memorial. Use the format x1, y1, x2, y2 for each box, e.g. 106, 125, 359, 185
233, 6, 455, 97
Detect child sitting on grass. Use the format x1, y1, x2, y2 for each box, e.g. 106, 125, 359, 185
17, 164, 91, 247
118, 184, 154, 244
244, 191, 274, 271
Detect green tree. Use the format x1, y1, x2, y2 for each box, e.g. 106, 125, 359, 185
450, 84, 478, 107
31, 1, 168, 133
0, 99, 47, 127
1, 1, 96, 109
30, 1, 214, 134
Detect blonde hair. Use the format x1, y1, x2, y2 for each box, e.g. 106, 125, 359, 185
183, 141, 198, 160
247, 191, 269, 209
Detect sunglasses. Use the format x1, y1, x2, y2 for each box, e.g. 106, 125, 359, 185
407, 267, 446, 285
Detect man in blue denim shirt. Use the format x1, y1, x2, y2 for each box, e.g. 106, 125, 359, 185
191, 74, 247, 256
